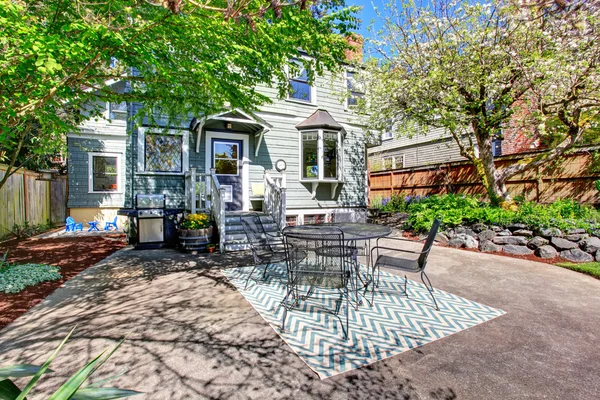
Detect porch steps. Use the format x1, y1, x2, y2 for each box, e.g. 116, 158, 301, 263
222, 212, 281, 252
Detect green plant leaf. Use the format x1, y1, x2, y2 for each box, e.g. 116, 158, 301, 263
0, 364, 53, 378
0, 378, 22, 400
16, 326, 77, 400
47, 351, 107, 400
71, 387, 142, 400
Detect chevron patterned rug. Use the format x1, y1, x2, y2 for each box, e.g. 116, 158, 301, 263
222, 264, 505, 379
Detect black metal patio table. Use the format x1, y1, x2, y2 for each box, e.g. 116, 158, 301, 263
316, 222, 393, 242
310, 222, 393, 304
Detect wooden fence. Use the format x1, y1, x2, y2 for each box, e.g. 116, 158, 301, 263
369, 149, 600, 204
0, 165, 67, 238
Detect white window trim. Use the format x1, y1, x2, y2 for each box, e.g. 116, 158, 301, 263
382, 154, 405, 170
382, 131, 394, 141
285, 63, 318, 106
88, 152, 123, 194
344, 70, 364, 110
298, 128, 344, 183
136, 127, 189, 176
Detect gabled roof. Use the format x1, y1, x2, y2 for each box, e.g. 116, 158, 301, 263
296, 109, 343, 131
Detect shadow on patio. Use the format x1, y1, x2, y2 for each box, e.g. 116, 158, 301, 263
0, 248, 457, 399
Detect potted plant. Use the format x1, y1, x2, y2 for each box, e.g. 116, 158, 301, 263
206, 244, 216, 253
368, 196, 383, 218
178, 213, 213, 238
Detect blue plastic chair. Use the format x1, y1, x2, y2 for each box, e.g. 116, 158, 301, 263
65, 217, 83, 232
104, 216, 118, 231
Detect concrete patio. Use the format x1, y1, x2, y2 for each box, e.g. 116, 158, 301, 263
1, 240, 599, 399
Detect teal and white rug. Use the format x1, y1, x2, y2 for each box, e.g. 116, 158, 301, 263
222, 264, 505, 379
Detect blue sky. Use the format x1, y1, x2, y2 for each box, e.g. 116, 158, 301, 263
348, 0, 387, 57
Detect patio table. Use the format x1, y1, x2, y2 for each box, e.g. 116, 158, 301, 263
87, 221, 100, 232
316, 222, 392, 242
310, 222, 393, 303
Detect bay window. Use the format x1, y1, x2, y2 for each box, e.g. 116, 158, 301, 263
299, 129, 343, 182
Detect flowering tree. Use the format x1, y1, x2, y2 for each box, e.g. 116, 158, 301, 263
0, 0, 357, 189
361, 0, 600, 207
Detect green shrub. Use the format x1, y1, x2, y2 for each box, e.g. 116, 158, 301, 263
10, 220, 55, 239
404, 194, 600, 233
0, 263, 61, 293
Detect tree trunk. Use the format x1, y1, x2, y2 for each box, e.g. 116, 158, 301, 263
472, 127, 516, 208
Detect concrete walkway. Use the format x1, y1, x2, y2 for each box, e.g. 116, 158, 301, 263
1, 242, 599, 399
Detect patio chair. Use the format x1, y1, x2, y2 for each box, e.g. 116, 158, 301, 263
65, 217, 83, 232
241, 214, 286, 289
332, 208, 369, 264
281, 225, 352, 340
104, 216, 118, 231
368, 218, 442, 310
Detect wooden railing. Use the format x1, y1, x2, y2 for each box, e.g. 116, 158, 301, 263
184, 168, 211, 214
263, 171, 287, 231
184, 167, 226, 252
209, 168, 226, 253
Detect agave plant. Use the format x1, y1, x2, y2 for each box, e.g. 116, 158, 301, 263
0, 327, 141, 399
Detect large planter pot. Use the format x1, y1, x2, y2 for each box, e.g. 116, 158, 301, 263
178, 226, 213, 238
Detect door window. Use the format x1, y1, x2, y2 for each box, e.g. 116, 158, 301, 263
213, 141, 239, 175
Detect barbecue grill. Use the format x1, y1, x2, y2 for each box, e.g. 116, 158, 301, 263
136, 194, 166, 247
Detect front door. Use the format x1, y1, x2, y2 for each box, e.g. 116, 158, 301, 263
212, 138, 243, 211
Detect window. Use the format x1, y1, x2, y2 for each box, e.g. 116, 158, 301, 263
137, 128, 189, 174
382, 131, 393, 140
492, 138, 503, 157
88, 153, 121, 193
299, 129, 343, 181
213, 141, 239, 175
289, 65, 312, 103
346, 71, 364, 107
382, 155, 404, 170
302, 131, 319, 178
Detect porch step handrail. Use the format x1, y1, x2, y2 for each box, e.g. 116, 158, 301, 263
210, 168, 226, 253
184, 168, 211, 214
264, 171, 287, 232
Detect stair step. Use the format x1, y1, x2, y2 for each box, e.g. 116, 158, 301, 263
224, 214, 274, 224
224, 223, 278, 233
224, 242, 252, 251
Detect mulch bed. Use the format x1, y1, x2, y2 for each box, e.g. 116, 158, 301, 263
0, 234, 127, 329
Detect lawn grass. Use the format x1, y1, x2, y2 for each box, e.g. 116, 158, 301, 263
555, 262, 600, 279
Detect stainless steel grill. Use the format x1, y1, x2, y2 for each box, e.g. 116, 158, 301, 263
136, 194, 166, 246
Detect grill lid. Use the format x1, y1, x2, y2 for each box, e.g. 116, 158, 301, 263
136, 194, 166, 209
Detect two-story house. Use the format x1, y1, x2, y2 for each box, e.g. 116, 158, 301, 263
66, 61, 368, 250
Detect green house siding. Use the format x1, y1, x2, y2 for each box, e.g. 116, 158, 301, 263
69, 67, 368, 213
67, 136, 127, 208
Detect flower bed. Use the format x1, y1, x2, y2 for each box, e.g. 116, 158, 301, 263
375, 194, 600, 266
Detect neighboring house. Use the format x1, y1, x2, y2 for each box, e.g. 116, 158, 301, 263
368, 125, 540, 172
67, 63, 368, 250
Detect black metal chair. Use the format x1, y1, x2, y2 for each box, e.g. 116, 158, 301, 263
281, 225, 352, 340
368, 218, 442, 310
241, 214, 286, 289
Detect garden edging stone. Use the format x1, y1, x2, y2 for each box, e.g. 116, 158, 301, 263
528, 236, 549, 249
492, 236, 528, 246
550, 237, 579, 251
536, 245, 558, 259
503, 244, 534, 255
580, 237, 600, 253
560, 249, 594, 263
